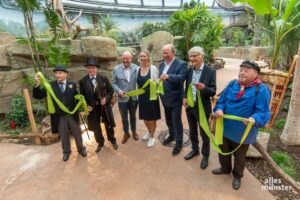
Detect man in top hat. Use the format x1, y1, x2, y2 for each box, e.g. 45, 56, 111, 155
79, 57, 118, 152
33, 66, 87, 161
212, 60, 271, 190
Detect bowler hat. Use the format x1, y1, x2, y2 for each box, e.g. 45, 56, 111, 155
53, 65, 68, 73
84, 57, 99, 68
240, 60, 260, 73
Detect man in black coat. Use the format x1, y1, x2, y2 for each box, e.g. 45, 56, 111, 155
79, 57, 118, 153
33, 66, 87, 161
183, 46, 216, 169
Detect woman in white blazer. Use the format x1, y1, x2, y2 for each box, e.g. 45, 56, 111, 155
137, 50, 161, 147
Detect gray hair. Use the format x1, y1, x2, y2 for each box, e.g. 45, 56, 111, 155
188, 46, 206, 56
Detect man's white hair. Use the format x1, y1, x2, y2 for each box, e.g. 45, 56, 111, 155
188, 46, 206, 56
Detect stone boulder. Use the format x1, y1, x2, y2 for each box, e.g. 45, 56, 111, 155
6, 41, 32, 57
0, 45, 10, 69
0, 69, 35, 113
141, 31, 173, 67
81, 36, 117, 61
246, 132, 270, 158
0, 32, 15, 46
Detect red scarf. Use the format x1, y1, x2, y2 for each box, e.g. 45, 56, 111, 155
236, 78, 262, 99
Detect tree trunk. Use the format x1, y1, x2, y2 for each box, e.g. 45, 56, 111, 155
281, 43, 300, 145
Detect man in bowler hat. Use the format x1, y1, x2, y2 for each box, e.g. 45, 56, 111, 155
33, 66, 87, 161
79, 57, 118, 152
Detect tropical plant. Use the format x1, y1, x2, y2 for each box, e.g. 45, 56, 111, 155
99, 15, 120, 41
5, 93, 29, 128
43, 0, 71, 69
141, 22, 170, 38
118, 28, 143, 46
183, 0, 197, 10
169, 3, 223, 62
222, 27, 247, 46
14, 0, 43, 72
232, 0, 300, 69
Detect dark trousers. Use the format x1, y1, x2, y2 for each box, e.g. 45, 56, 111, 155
58, 115, 84, 154
218, 137, 250, 179
163, 105, 183, 145
186, 106, 210, 157
118, 97, 138, 135
88, 107, 116, 145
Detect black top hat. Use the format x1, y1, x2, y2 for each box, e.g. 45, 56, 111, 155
240, 60, 260, 73
84, 57, 100, 68
53, 65, 68, 73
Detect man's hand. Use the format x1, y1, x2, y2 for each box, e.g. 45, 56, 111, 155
160, 74, 169, 81
100, 97, 106, 105
34, 74, 41, 87
119, 90, 126, 97
194, 83, 205, 90
243, 117, 255, 125
215, 110, 224, 118
182, 98, 187, 108
87, 106, 93, 112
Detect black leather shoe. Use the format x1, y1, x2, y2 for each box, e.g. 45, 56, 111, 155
184, 150, 200, 160
200, 156, 209, 169
212, 167, 231, 175
162, 136, 174, 145
232, 178, 241, 190
172, 145, 182, 156
63, 154, 70, 161
95, 143, 104, 153
112, 142, 118, 150
79, 147, 87, 157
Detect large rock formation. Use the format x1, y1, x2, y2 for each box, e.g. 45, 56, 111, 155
0, 35, 118, 113
141, 31, 174, 67
0, 32, 15, 46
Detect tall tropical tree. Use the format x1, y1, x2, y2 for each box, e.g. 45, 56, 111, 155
169, 3, 223, 62
281, 45, 300, 145
15, 0, 42, 72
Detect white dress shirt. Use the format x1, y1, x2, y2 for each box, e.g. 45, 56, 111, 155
162, 58, 175, 74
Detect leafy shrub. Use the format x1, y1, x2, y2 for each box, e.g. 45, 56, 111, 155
274, 119, 286, 129
141, 22, 170, 38
5, 93, 29, 128
271, 151, 297, 179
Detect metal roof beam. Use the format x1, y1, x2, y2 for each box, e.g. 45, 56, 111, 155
114, 0, 118, 5
140, 0, 144, 6
162, 0, 165, 7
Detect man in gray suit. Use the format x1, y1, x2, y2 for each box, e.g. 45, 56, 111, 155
112, 51, 139, 144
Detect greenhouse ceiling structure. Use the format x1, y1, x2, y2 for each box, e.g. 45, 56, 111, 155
0, 0, 252, 16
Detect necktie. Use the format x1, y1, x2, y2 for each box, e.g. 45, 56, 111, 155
59, 83, 65, 92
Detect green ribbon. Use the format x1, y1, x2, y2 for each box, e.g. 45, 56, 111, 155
125, 79, 164, 100
37, 72, 89, 116
187, 83, 253, 155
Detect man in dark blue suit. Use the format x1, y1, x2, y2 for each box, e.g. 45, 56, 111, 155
159, 44, 187, 156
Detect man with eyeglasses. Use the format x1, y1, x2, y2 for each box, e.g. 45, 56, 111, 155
182, 46, 216, 169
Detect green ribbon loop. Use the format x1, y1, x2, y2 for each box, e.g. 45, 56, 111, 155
187, 83, 194, 107
157, 80, 164, 95
125, 79, 160, 100
37, 72, 89, 116
187, 83, 253, 155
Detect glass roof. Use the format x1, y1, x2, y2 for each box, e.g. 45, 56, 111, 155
0, 0, 221, 8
